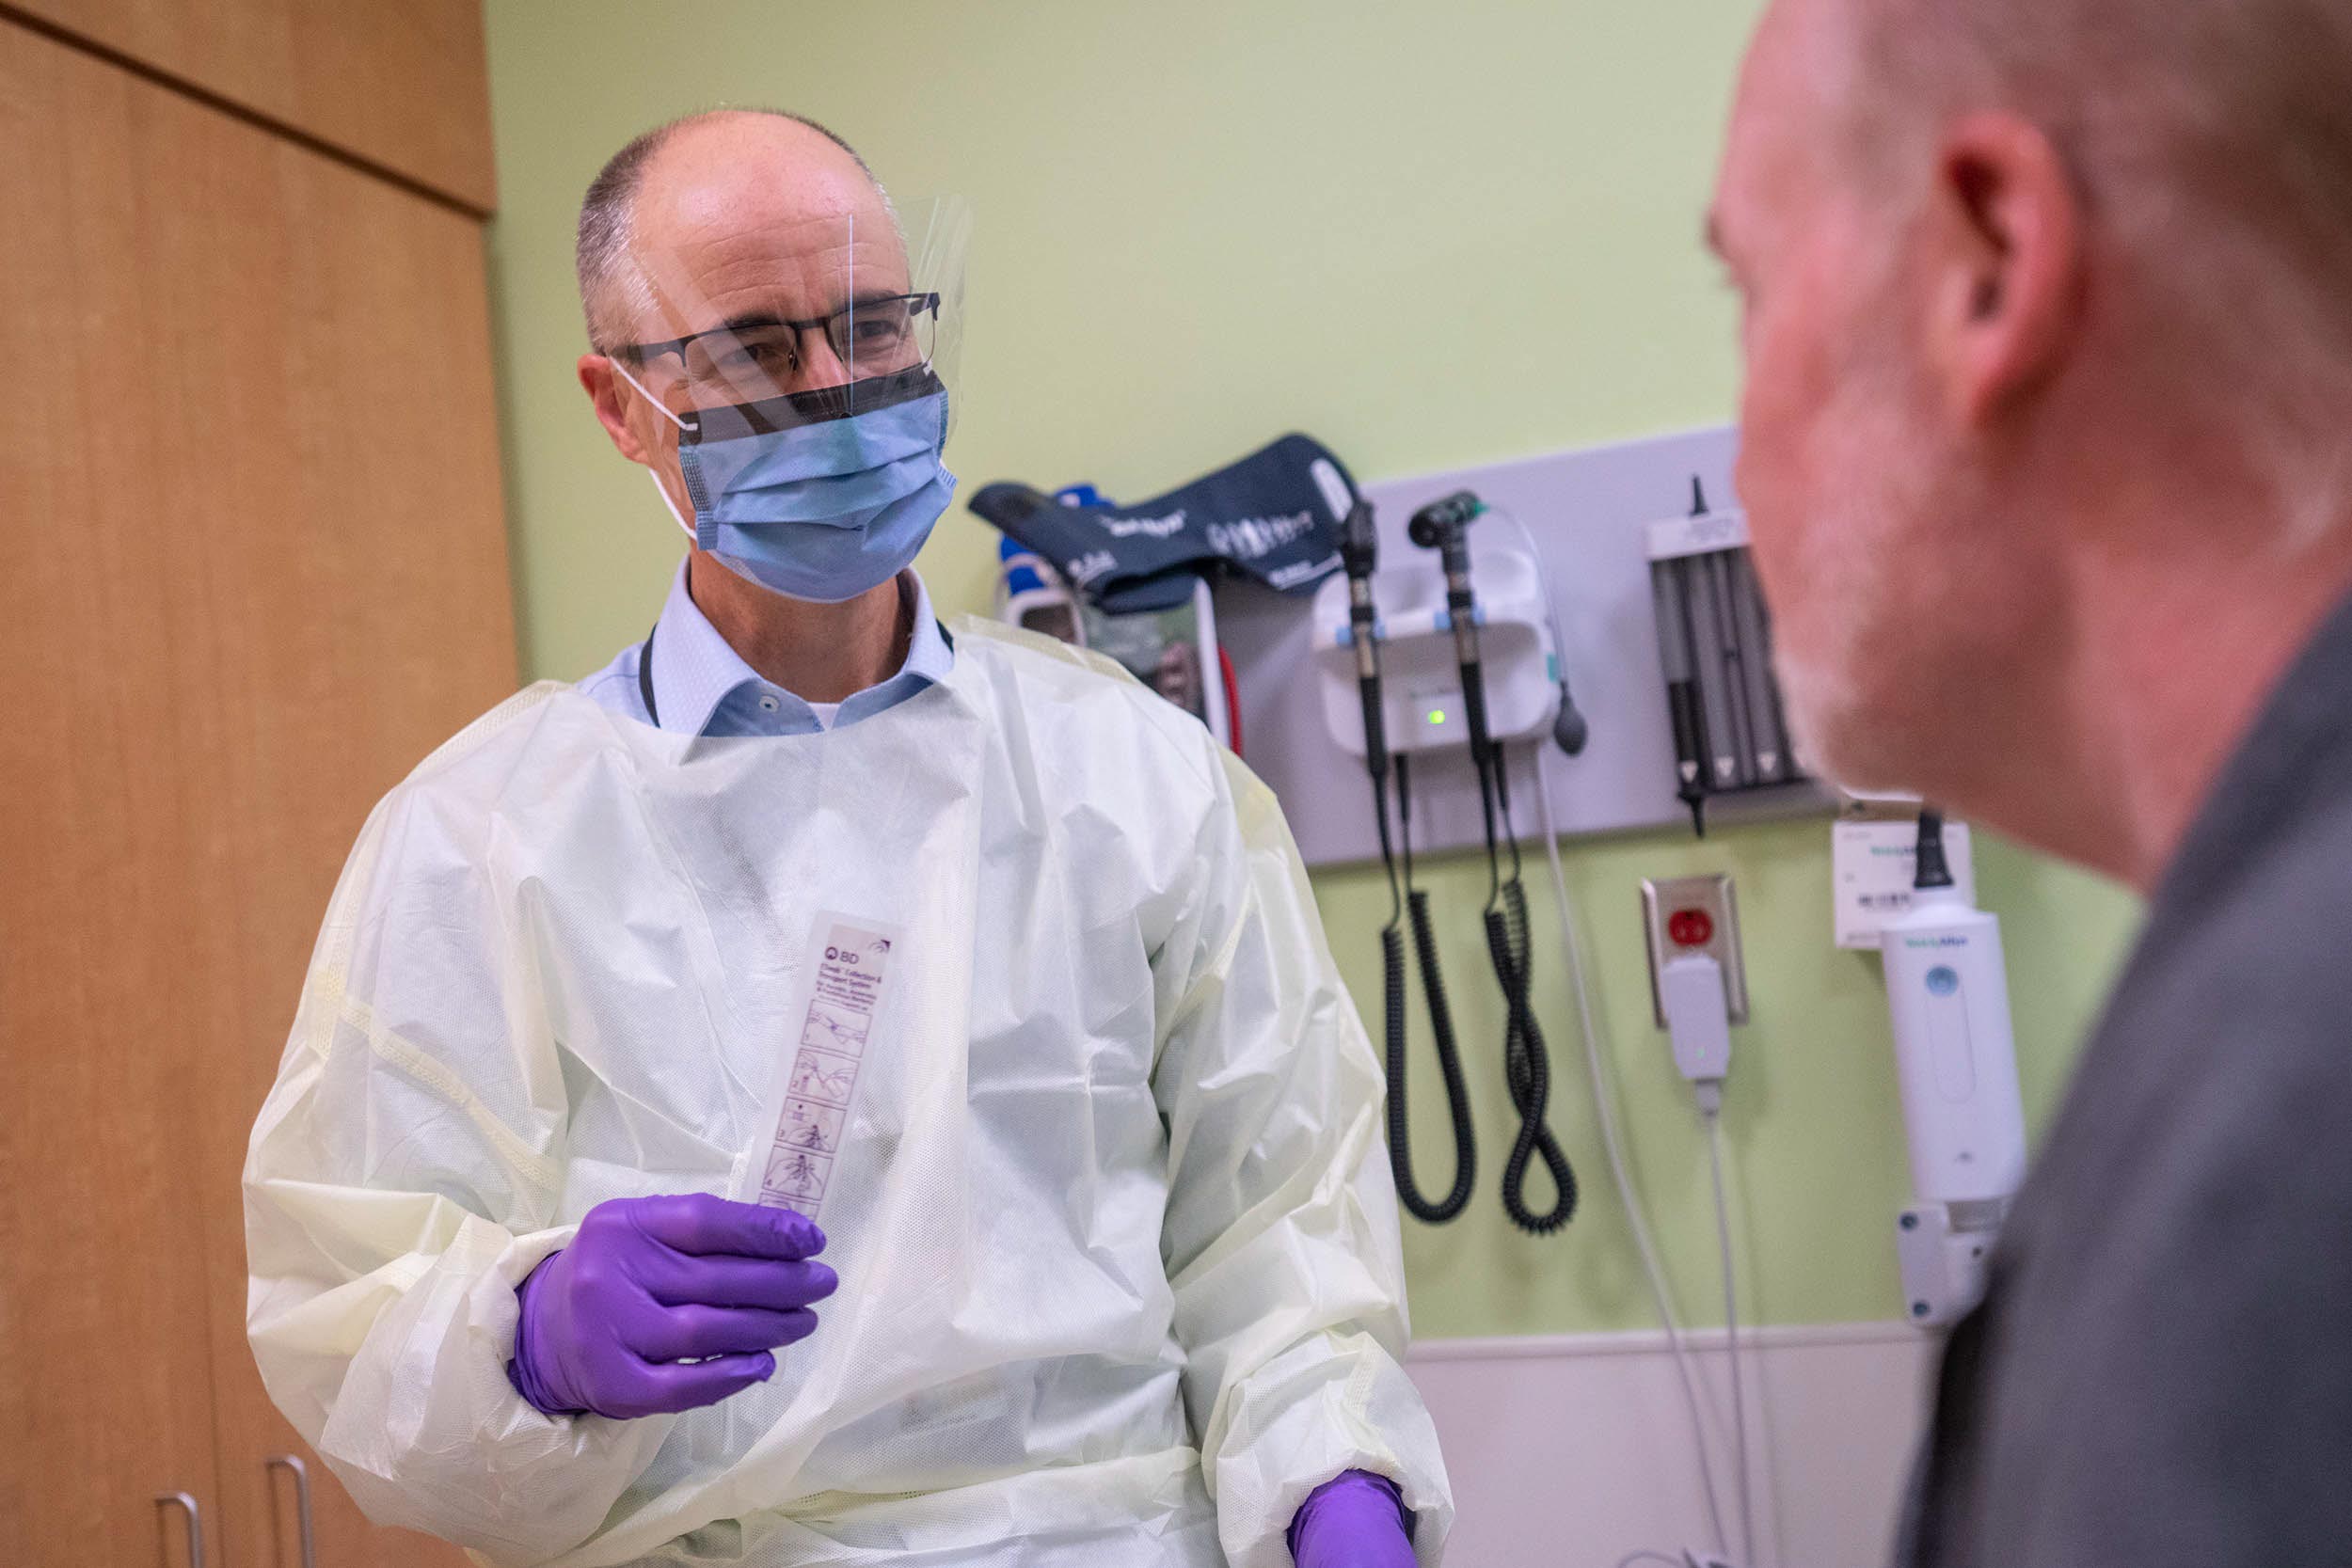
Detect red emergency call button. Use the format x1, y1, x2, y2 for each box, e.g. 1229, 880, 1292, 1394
1668, 909, 1715, 948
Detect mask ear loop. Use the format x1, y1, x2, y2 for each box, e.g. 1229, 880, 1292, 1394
610, 356, 696, 544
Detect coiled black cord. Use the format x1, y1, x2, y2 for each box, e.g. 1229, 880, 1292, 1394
1476, 749, 1578, 1235
1488, 886, 1577, 1233
1382, 755, 1477, 1223
1502, 869, 1533, 984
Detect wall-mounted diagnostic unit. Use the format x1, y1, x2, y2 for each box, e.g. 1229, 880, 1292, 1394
1218, 425, 1828, 871
1646, 487, 1801, 835
1319, 490, 1582, 1240
1311, 539, 1561, 762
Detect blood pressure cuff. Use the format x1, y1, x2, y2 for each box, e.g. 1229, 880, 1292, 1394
969, 433, 1354, 612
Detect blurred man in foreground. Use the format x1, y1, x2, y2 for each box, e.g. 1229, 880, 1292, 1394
1714, 1, 2352, 1561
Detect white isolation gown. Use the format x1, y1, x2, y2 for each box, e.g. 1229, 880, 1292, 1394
244, 619, 1452, 1568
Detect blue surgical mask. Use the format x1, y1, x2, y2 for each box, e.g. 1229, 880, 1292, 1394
618, 362, 957, 604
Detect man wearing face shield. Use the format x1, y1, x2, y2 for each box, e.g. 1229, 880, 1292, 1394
243, 110, 1450, 1568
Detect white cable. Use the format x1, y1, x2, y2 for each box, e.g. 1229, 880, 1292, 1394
1507, 505, 1755, 1565
1707, 1109, 1758, 1568
1534, 747, 1733, 1559
1490, 506, 1554, 601
1487, 503, 1566, 662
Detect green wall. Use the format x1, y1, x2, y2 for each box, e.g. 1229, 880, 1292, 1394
481, 0, 2142, 1337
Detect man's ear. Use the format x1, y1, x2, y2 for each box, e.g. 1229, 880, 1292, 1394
1924, 112, 2086, 424
580, 355, 654, 465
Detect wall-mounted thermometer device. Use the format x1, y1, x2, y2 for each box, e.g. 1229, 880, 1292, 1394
1881, 809, 2027, 1327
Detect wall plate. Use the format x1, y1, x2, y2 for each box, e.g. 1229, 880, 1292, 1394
1833, 817, 1977, 950
1640, 874, 1749, 1028
1215, 424, 1832, 869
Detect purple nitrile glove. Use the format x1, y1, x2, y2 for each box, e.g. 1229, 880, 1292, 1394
1288, 1469, 1416, 1568
507, 1193, 836, 1419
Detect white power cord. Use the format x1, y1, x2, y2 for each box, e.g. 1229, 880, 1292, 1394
1661, 950, 1759, 1568
1662, 949, 1761, 1568
1507, 508, 1775, 1568
1534, 747, 1734, 1560
1707, 1108, 1758, 1568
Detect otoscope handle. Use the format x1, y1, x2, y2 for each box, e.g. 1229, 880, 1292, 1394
1340, 503, 1390, 776
1441, 538, 1491, 765
1457, 658, 1493, 769
1406, 492, 1488, 703
1404, 489, 1497, 763
1358, 673, 1390, 780
1444, 562, 1481, 671
1348, 578, 1380, 680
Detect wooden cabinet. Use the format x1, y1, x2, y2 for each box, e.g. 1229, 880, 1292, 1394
0, 14, 513, 1568
3, 0, 497, 213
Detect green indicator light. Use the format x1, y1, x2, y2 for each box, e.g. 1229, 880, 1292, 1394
1428, 709, 1447, 725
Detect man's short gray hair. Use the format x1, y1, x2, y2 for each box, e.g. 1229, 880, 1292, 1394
1843, 0, 2352, 350
1837, 0, 2352, 539
576, 108, 876, 353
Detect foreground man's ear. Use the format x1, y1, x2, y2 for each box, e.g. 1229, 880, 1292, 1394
1924, 112, 2087, 426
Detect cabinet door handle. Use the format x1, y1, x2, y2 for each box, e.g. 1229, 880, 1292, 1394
265, 1455, 317, 1568
153, 1491, 206, 1568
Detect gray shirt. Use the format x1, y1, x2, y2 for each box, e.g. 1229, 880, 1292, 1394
1901, 592, 2352, 1566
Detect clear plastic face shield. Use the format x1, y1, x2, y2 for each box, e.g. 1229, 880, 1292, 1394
601, 196, 972, 602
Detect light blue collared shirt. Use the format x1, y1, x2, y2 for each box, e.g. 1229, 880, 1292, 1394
580, 564, 956, 736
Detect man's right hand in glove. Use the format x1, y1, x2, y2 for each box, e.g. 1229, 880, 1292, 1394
507, 1193, 835, 1418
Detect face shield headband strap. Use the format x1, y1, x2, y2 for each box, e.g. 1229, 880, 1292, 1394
611, 357, 946, 443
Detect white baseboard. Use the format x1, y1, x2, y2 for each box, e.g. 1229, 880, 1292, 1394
1406, 1323, 1938, 1568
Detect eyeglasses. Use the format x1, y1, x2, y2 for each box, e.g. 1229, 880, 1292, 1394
613, 292, 942, 401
